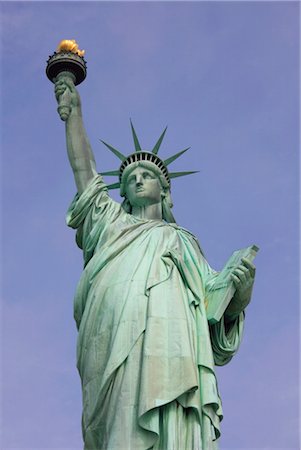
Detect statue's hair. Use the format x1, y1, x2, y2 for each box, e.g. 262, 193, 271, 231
161, 190, 176, 223
120, 162, 176, 224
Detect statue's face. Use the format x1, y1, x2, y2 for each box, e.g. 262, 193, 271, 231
125, 167, 162, 207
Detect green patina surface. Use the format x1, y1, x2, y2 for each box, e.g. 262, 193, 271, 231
52, 70, 256, 450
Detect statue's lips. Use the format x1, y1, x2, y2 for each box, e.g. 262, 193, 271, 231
135, 188, 145, 193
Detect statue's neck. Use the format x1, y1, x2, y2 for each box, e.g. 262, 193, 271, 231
131, 202, 162, 220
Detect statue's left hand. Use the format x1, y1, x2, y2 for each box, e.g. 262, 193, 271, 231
225, 258, 256, 321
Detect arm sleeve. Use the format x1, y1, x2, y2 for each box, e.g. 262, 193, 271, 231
209, 312, 245, 366
66, 175, 122, 264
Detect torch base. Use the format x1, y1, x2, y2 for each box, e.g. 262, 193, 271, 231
46, 51, 87, 85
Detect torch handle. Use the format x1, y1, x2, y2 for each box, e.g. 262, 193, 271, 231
56, 71, 76, 122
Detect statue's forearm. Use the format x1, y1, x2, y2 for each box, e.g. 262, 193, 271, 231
65, 106, 97, 194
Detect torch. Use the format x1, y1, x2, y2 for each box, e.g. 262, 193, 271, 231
46, 39, 87, 121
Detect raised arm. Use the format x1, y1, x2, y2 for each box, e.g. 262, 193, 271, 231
54, 77, 98, 194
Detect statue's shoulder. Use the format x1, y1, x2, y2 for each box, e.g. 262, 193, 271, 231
168, 223, 205, 256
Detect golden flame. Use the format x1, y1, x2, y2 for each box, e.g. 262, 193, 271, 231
57, 39, 85, 57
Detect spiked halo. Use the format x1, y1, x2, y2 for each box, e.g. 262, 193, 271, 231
99, 121, 198, 191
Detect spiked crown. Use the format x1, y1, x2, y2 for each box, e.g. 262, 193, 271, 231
100, 121, 198, 191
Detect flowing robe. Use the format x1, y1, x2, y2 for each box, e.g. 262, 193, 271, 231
67, 175, 244, 450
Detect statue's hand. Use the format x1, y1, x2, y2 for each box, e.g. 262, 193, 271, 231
225, 257, 256, 321
54, 76, 81, 119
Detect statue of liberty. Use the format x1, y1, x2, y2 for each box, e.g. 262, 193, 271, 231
53, 60, 256, 450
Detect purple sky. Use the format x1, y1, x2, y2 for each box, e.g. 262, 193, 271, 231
1, 2, 299, 449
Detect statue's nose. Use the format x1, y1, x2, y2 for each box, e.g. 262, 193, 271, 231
136, 175, 143, 185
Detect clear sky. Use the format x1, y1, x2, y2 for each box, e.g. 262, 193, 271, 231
1, 1, 299, 449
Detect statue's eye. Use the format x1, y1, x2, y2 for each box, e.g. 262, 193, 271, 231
128, 176, 135, 184
143, 172, 153, 179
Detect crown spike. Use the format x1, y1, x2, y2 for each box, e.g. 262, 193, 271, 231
106, 182, 121, 190
130, 120, 142, 152
100, 170, 120, 176
152, 126, 167, 155
100, 126, 198, 190
100, 140, 126, 161
169, 171, 199, 179
164, 147, 190, 166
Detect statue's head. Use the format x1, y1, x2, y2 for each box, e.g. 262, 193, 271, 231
119, 157, 175, 222
119, 151, 170, 196
100, 122, 198, 223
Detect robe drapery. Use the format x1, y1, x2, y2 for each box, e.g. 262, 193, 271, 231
67, 175, 244, 450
